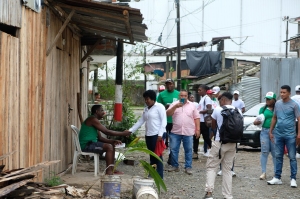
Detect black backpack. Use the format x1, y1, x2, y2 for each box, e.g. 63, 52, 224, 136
218, 106, 244, 144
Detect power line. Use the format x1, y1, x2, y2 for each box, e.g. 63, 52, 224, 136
162, 23, 176, 45
161, 6, 175, 36
146, 2, 175, 52
180, 4, 202, 37
181, 0, 216, 18
147, 23, 176, 52
157, 17, 279, 38
230, 36, 248, 45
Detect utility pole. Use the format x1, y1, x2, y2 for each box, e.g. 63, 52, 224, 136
283, 16, 289, 58
143, 46, 147, 91
175, 0, 181, 91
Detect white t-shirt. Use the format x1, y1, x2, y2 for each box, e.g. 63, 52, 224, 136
192, 101, 199, 109
291, 95, 300, 121
211, 99, 219, 109
211, 105, 242, 141
197, 95, 212, 122
291, 95, 300, 107
232, 99, 245, 111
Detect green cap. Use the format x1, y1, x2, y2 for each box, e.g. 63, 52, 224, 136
265, 91, 276, 100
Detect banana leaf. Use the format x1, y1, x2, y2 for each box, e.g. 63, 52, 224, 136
126, 147, 163, 163
139, 160, 167, 193
127, 137, 140, 148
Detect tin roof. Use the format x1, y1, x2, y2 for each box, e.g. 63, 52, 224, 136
50, 0, 148, 44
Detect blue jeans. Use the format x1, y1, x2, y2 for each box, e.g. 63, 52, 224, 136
169, 133, 193, 169
274, 134, 297, 180
145, 135, 164, 179
260, 128, 276, 173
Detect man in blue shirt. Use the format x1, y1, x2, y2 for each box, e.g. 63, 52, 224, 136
267, 85, 300, 188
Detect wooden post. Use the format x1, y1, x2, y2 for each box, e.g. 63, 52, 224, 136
170, 52, 173, 79
166, 55, 169, 79
143, 47, 146, 91
232, 58, 238, 84
46, 10, 75, 56
81, 39, 102, 63
114, 40, 124, 121
221, 51, 225, 71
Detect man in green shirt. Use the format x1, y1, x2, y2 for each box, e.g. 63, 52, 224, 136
79, 105, 131, 175
157, 79, 180, 164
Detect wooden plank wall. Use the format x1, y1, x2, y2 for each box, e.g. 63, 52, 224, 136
0, 6, 81, 175
43, 8, 80, 174
0, 0, 22, 28
0, 32, 20, 168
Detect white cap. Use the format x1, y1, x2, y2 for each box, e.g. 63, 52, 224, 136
295, 85, 300, 92
212, 86, 220, 94
233, 90, 239, 95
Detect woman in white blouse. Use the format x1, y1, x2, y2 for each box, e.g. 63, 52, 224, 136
128, 90, 167, 179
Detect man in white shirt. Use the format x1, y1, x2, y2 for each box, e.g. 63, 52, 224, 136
232, 90, 245, 113
203, 92, 242, 199
212, 86, 221, 108
195, 85, 212, 158
292, 85, 300, 158
292, 85, 300, 105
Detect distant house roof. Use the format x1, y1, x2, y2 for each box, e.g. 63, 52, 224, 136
51, 0, 148, 44
152, 42, 207, 55
152, 36, 231, 55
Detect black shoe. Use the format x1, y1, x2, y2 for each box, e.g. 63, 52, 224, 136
192, 153, 198, 159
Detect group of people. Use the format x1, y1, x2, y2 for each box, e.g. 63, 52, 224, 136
254, 85, 300, 190
78, 79, 300, 199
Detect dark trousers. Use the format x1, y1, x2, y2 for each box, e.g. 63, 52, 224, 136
194, 122, 211, 153
165, 123, 173, 148
145, 135, 164, 179
165, 123, 173, 165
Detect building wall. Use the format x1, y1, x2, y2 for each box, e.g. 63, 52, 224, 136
0, 0, 22, 28
0, 4, 82, 175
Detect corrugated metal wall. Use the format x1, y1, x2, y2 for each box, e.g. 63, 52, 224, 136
230, 76, 260, 111
241, 76, 260, 111
261, 58, 300, 101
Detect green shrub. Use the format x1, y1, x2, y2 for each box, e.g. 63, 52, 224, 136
45, 172, 63, 187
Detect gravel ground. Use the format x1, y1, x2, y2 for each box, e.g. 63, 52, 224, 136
109, 144, 300, 199
63, 109, 300, 199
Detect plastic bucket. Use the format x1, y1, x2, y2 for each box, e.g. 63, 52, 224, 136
101, 175, 121, 199
133, 178, 154, 199
136, 186, 158, 199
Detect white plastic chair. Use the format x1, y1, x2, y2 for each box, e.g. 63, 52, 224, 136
70, 125, 99, 177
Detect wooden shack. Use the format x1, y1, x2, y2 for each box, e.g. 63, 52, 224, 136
0, 0, 147, 176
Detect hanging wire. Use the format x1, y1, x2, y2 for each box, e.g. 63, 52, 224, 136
230, 36, 249, 46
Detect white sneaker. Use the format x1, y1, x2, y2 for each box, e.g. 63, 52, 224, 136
291, 179, 297, 188
267, 177, 282, 185
296, 153, 300, 159
231, 171, 236, 177
203, 149, 211, 157
217, 170, 222, 176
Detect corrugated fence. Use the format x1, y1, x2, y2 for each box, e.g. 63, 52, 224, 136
230, 76, 260, 111
261, 58, 300, 102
